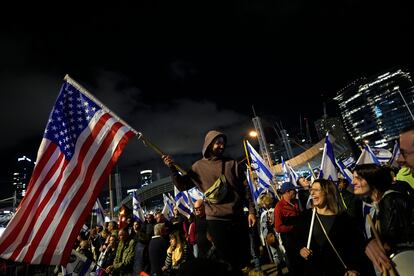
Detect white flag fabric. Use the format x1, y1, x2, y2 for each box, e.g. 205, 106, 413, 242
62, 249, 95, 276
319, 133, 338, 181
0, 77, 135, 265
92, 198, 105, 226
132, 191, 145, 223
246, 140, 276, 197
174, 192, 192, 219
162, 194, 175, 221
356, 145, 381, 165
335, 159, 353, 184
187, 187, 204, 203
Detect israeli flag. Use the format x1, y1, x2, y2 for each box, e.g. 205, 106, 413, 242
319, 133, 338, 181
174, 192, 192, 219
246, 140, 276, 196
335, 159, 353, 184
92, 198, 105, 226
132, 191, 145, 223
187, 187, 204, 203
389, 141, 400, 167
246, 169, 265, 205
162, 194, 175, 221
356, 144, 381, 165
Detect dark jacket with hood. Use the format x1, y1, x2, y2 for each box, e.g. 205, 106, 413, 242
170, 130, 255, 220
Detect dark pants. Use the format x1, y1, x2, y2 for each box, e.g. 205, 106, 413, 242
207, 218, 250, 271
280, 232, 303, 276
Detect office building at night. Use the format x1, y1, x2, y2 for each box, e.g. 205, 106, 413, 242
334, 68, 414, 147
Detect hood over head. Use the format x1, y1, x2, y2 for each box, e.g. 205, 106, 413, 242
202, 130, 227, 158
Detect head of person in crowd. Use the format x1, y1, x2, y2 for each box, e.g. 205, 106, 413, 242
352, 164, 392, 200
169, 231, 185, 252
280, 182, 298, 202
296, 176, 310, 189
108, 234, 118, 250
337, 178, 349, 191
96, 225, 103, 233
133, 221, 141, 234
108, 221, 118, 233
145, 213, 155, 223
193, 199, 205, 217
257, 193, 274, 209
155, 211, 166, 223
310, 179, 342, 214
118, 229, 130, 243
173, 206, 180, 218
154, 223, 166, 237
398, 123, 414, 174
203, 132, 227, 159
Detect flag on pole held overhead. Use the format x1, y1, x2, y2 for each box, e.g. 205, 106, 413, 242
174, 192, 192, 219
356, 144, 381, 165
132, 191, 145, 223
246, 168, 264, 205
92, 198, 105, 226
0, 76, 136, 265
335, 159, 353, 184
162, 194, 175, 221
187, 187, 204, 203
246, 140, 276, 196
319, 133, 338, 181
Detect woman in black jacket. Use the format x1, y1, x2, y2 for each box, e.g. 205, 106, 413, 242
297, 179, 368, 276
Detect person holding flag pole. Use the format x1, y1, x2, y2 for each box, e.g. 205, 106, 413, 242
297, 179, 368, 276
161, 130, 256, 272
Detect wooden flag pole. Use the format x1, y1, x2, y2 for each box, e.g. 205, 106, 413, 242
138, 134, 187, 175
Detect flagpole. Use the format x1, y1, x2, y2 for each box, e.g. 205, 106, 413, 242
64, 74, 187, 175
243, 140, 254, 180
307, 162, 316, 179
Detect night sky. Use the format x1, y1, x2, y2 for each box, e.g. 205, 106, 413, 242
0, 1, 413, 198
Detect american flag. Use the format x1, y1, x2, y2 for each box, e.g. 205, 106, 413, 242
0, 76, 136, 265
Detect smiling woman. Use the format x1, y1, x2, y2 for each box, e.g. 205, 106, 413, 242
297, 179, 368, 275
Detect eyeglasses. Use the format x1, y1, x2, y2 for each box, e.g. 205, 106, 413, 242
309, 188, 322, 193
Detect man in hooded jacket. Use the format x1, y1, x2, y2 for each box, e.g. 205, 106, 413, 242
162, 130, 256, 271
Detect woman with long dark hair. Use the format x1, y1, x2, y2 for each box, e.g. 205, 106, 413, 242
353, 164, 414, 273
297, 179, 367, 275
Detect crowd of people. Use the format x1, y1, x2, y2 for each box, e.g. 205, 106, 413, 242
73, 126, 414, 276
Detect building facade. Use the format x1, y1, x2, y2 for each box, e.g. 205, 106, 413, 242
334, 68, 414, 147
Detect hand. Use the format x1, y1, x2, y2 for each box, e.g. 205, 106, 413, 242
105, 265, 113, 273
344, 270, 360, 276
365, 239, 391, 272
248, 213, 256, 227
299, 247, 312, 260
162, 155, 175, 168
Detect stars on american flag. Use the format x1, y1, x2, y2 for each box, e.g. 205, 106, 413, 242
44, 83, 101, 160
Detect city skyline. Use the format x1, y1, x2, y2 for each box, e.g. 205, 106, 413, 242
1, 2, 413, 198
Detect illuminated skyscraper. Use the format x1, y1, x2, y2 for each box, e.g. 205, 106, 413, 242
334, 68, 414, 147
140, 170, 153, 187
13, 155, 34, 205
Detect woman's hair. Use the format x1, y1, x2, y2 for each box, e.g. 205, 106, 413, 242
353, 164, 392, 194
169, 231, 184, 245
312, 178, 343, 214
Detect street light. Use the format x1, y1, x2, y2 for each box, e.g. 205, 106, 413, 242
249, 130, 258, 138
